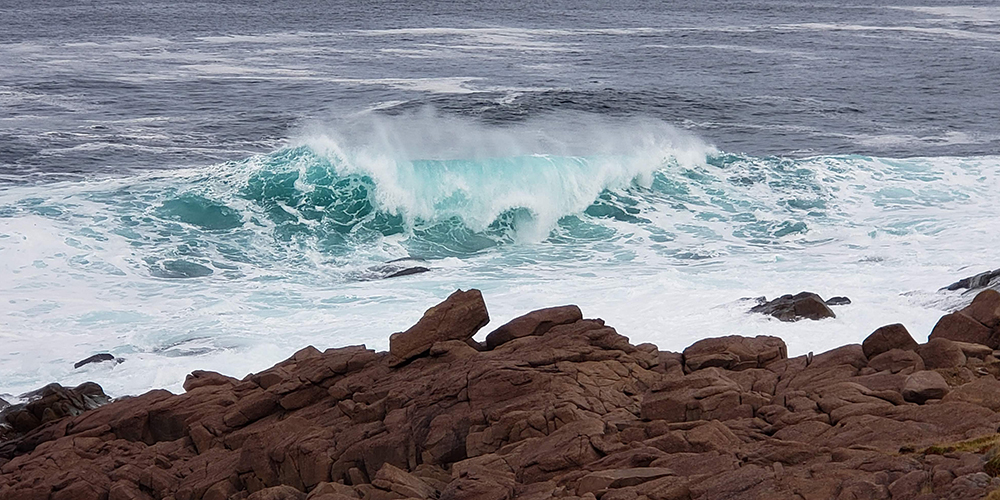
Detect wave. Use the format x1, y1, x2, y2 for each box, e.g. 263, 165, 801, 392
1, 111, 997, 284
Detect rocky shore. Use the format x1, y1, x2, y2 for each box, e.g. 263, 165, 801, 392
4, 288, 1000, 500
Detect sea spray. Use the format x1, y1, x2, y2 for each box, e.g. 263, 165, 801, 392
1, 113, 1000, 398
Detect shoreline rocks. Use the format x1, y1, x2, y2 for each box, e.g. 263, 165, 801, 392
5, 289, 1000, 499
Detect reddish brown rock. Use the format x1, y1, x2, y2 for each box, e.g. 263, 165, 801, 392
682, 335, 787, 372
862, 323, 918, 359
867, 348, 924, 374
916, 338, 968, 369
902, 370, 950, 404
388, 289, 489, 365
5, 290, 1000, 500
485, 305, 582, 350
929, 311, 996, 348
960, 289, 1000, 328
942, 377, 1000, 411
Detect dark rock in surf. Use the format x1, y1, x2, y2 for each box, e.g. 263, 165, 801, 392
825, 296, 852, 306
74, 353, 119, 369
385, 266, 430, 279
942, 268, 1000, 291
749, 292, 836, 321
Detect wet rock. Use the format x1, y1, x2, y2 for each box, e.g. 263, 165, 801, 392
862, 323, 918, 359
825, 296, 852, 306
682, 335, 787, 372
384, 266, 430, 279
74, 353, 122, 369
388, 289, 489, 365
942, 268, 1000, 291
749, 292, 836, 321
902, 371, 950, 404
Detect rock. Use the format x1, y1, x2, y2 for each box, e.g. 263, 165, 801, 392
183, 370, 239, 392
867, 349, 924, 374
942, 268, 1000, 291
74, 353, 120, 369
372, 463, 437, 498
484, 305, 582, 350
388, 289, 489, 365
825, 296, 852, 306
902, 371, 951, 404
942, 377, 1000, 411
247, 485, 306, 500
682, 335, 787, 372
5, 289, 1000, 500
577, 468, 675, 495
862, 324, 918, 359
750, 292, 836, 321
929, 312, 996, 348
960, 289, 1000, 328
916, 338, 967, 369
0, 382, 110, 436
385, 266, 430, 279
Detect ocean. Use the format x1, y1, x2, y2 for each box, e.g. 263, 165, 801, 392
1, 0, 999, 398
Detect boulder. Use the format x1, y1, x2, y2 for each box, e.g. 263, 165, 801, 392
902, 371, 950, 404
916, 338, 967, 369
388, 289, 489, 365
960, 289, 1000, 328
867, 349, 924, 374
928, 312, 996, 348
750, 292, 836, 321
484, 305, 582, 350
862, 324, 917, 359
825, 296, 852, 306
183, 370, 240, 392
682, 335, 787, 372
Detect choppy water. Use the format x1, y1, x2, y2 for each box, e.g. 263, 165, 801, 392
1, 0, 999, 397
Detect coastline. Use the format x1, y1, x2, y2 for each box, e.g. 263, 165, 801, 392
3, 286, 1000, 499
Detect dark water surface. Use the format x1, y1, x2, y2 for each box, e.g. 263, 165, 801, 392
2, 0, 999, 179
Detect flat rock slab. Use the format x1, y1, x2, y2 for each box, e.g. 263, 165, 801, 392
577, 467, 675, 494
485, 305, 582, 350
683, 335, 787, 372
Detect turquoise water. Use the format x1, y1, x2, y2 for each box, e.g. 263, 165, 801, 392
2, 116, 997, 397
